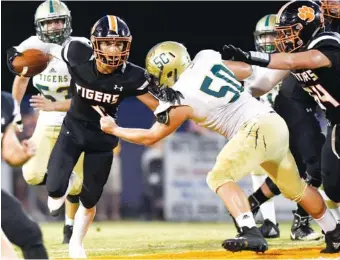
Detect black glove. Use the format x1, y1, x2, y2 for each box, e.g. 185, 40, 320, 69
148, 84, 184, 104
146, 72, 184, 104
222, 44, 271, 67
6, 47, 23, 75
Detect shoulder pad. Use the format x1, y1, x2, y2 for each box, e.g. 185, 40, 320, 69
68, 36, 92, 47
308, 31, 340, 49
194, 49, 221, 61
62, 40, 93, 66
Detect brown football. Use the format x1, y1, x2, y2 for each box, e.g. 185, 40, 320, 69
12, 49, 50, 77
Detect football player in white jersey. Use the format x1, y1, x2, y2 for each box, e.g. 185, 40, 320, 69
100, 41, 340, 253
10, 0, 88, 244
244, 14, 281, 239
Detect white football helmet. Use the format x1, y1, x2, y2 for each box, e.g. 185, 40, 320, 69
34, 0, 72, 44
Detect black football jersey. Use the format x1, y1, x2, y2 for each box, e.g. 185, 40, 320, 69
279, 74, 316, 108
61, 40, 149, 122
1, 91, 20, 135
290, 32, 340, 124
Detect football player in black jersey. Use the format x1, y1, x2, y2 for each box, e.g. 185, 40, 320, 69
246, 0, 340, 241
6, 15, 178, 258
223, 0, 340, 253
1, 91, 49, 259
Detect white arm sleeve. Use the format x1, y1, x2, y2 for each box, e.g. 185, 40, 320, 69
15, 36, 49, 53
245, 67, 289, 97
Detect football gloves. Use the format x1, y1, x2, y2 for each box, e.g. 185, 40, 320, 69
146, 73, 184, 105
222, 44, 271, 67
6, 47, 23, 76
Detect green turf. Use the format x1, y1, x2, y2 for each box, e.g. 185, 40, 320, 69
14, 221, 327, 259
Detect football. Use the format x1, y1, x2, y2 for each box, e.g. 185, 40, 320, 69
12, 49, 50, 77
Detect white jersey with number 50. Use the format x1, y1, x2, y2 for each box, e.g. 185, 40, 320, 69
155, 50, 273, 139
16, 36, 90, 126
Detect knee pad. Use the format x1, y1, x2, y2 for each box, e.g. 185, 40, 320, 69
206, 170, 234, 193
265, 177, 281, 195
22, 171, 46, 186
47, 185, 68, 198
67, 194, 80, 204
80, 188, 103, 209
80, 197, 99, 209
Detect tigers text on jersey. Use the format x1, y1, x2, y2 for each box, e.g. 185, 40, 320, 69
244, 66, 281, 108
154, 50, 273, 139
60, 40, 148, 122
1, 92, 20, 136
15, 36, 89, 126
290, 32, 340, 124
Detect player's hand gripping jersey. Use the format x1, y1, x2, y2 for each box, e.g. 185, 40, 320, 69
154, 50, 272, 139
15, 36, 89, 125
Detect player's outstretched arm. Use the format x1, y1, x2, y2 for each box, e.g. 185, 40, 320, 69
222, 60, 253, 81
222, 44, 331, 70
1, 125, 36, 167
136, 93, 160, 111
100, 106, 192, 146
267, 50, 331, 70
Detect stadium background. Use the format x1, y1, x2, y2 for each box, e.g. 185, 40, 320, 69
2, 1, 300, 222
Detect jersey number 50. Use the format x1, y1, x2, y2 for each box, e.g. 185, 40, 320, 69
200, 64, 243, 102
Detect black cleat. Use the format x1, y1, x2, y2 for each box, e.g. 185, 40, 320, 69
290, 211, 323, 241
222, 226, 268, 253
321, 224, 340, 254
62, 225, 73, 244
50, 207, 63, 217
260, 219, 280, 238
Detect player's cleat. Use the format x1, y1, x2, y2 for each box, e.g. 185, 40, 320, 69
62, 225, 73, 244
260, 219, 280, 238
321, 224, 340, 254
290, 210, 323, 241
222, 226, 268, 253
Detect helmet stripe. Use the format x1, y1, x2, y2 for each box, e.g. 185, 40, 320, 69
107, 15, 117, 32
265, 15, 270, 27
49, 0, 55, 13
277, 1, 292, 23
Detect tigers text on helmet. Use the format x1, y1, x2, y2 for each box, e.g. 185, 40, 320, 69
34, 0, 72, 44
145, 41, 191, 88
254, 14, 278, 53
91, 15, 132, 69
321, 0, 340, 19
275, 0, 325, 53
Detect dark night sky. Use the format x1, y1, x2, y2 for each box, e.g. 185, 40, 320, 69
1, 1, 285, 93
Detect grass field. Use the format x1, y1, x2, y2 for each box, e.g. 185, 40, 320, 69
20, 221, 340, 259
